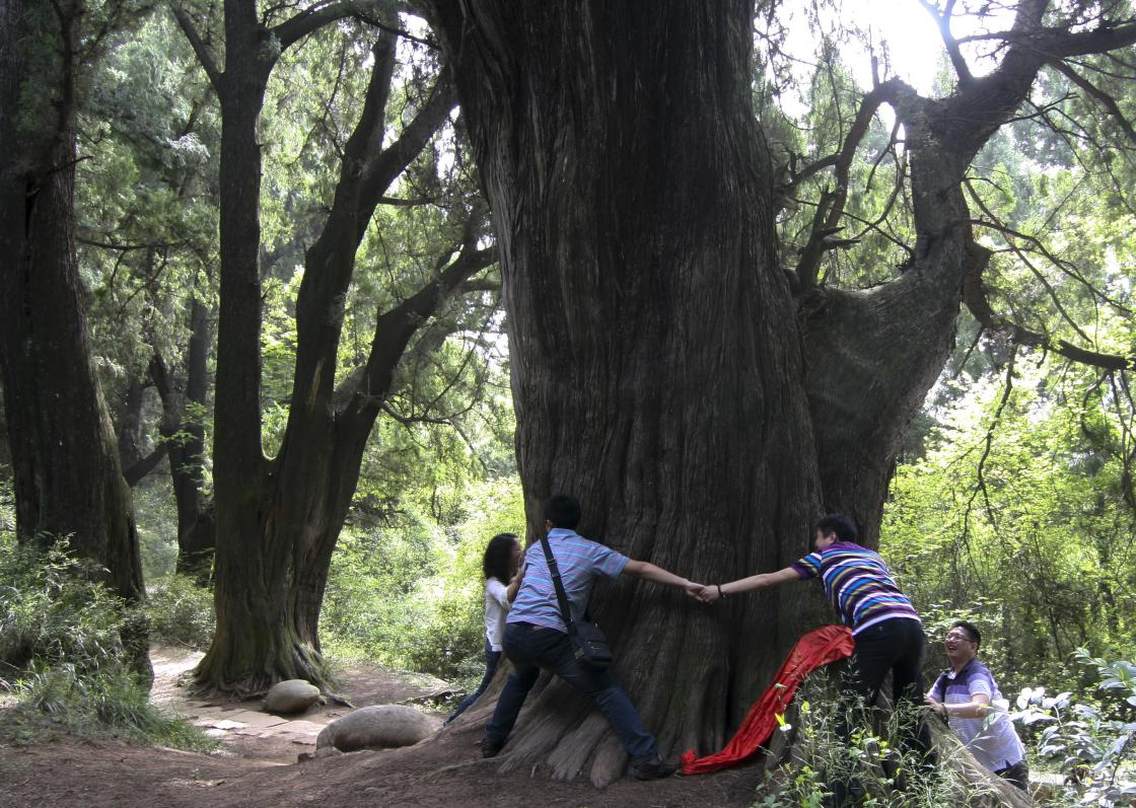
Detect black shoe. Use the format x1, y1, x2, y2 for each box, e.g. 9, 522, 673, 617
480, 737, 504, 758
630, 754, 679, 780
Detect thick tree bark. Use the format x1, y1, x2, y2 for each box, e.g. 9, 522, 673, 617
0, 0, 148, 679
429, 1, 821, 784
424, 0, 1136, 785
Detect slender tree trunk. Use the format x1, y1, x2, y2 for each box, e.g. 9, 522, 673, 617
194, 6, 284, 687
150, 295, 215, 582
170, 296, 215, 581
118, 376, 148, 472
0, 0, 148, 680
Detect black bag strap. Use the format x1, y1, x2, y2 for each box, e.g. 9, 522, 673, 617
538, 533, 578, 637
934, 670, 949, 704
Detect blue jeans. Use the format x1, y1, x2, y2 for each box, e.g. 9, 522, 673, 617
447, 638, 502, 723
484, 621, 657, 760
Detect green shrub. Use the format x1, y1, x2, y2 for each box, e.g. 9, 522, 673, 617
1015, 651, 1136, 806
0, 539, 213, 751
6, 663, 216, 751
321, 477, 523, 686
756, 674, 965, 808
0, 540, 129, 676
145, 574, 215, 649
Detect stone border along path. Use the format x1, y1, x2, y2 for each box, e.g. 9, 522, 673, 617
149, 647, 453, 765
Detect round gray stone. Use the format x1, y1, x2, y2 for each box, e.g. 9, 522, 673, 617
263, 679, 321, 715
316, 704, 442, 752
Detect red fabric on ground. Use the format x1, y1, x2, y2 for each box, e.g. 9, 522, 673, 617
680, 624, 855, 775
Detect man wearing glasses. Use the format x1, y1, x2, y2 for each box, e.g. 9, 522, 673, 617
925, 621, 1029, 791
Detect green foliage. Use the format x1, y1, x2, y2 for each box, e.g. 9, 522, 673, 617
133, 475, 181, 580
144, 574, 215, 650
0, 540, 131, 677
756, 676, 961, 808
883, 359, 1136, 693
1015, 652, 1136, 806
5, 663, 216, 752
321, 477, 523, 684
0, 538, 212, 750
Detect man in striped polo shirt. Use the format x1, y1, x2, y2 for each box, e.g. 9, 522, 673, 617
926, 621, 1028, 790
697, 514, 930, 771
480, 494, 701, 780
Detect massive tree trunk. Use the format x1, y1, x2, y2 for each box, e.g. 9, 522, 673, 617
0, 0, 148, 676
429, 1, 820, 783
424, 0, 1130, 785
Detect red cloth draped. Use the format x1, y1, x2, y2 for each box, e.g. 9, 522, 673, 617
680, 624, 855, 775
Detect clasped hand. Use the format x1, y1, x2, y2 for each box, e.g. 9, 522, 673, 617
683, 582, 721, 604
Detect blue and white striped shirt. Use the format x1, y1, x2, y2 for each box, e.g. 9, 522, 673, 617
507, 528, 629, 633
792, 541, 920, 634
931, 659, 1026, 772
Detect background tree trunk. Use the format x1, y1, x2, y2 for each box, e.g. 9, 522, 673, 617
0, 0, 148, 679
149, 294, 215, 582
190, 12, 489, 693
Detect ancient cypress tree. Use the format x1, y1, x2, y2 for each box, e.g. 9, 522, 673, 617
422, 0, 1136, 785
174, 1, 497, 692
0, 0, 146, 606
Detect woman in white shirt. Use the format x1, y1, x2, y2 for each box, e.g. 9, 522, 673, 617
445, 532, 522, 724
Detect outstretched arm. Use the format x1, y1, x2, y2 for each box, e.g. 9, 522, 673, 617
697, 566, 800, 603
623, 559, 700, 595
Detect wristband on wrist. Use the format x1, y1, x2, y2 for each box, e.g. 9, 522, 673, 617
716, 583, 725, 599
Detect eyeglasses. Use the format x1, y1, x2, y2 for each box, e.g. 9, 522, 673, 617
945, 631, 976, 643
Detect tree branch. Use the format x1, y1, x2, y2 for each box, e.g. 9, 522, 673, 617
172, 6, 222, 93
1049, 59, 1136, 147
962, 241, 1134, 372
271, 0, 362, 51
123, 446, 169, 487
795, 80, 901, 290
339, 224, 497, 409
355, 72, 456, 237
918, 0, 974, 84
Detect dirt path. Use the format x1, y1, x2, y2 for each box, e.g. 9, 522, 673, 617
0, 649, 763, 808
148, 647, 452, 764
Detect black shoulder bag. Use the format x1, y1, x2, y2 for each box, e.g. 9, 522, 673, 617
538, 533, 614, 670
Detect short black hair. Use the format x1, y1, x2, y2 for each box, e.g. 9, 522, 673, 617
483, 533, 519, 582
950, 620, 982, 648
815, 513, 858, 543
543, 495, 581, 529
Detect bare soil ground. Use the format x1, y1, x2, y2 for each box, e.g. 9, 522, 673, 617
0, 649, 763, 808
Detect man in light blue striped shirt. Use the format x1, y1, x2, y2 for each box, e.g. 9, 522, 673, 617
481, 494, 700, 781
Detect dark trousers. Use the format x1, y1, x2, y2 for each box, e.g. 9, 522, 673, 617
846, 617, 927, 710
446, 638, 501, 724
837, 617, 931, 757
484, 622, 658, 761
829, 618, 931, 806
995, 759, 1030, 792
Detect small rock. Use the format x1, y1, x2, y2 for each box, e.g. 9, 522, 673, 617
263, 679, 321, 715
316, 704, 441, 752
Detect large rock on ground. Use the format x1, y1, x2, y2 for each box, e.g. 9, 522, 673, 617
263, 679, 321, 715
316, 704, 442, 752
